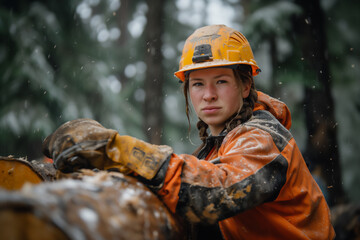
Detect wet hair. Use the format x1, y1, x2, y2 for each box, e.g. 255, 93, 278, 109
183, 65, 257, 149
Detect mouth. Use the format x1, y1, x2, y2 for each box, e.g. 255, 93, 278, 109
202, 106, 221, 114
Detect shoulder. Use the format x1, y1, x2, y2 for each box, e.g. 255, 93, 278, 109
224, 110, 293, 152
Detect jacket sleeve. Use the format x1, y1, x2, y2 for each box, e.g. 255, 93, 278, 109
152, 124, 289, 224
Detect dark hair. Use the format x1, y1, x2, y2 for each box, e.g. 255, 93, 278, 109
182, 65, 257, 152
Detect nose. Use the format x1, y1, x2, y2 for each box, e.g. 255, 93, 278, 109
203, 84, 217, 102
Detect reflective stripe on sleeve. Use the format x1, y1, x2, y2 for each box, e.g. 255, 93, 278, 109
176, 154, 288, 224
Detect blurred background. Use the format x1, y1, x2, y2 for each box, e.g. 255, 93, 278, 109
0, 0, 359, 207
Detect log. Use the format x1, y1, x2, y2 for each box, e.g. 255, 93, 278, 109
0, 159, 185, 240
0, 156, 53, 190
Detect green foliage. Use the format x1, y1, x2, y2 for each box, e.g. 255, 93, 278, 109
0, 0, 143, 159
245, 1, 302, 40
326, 0, 360, 85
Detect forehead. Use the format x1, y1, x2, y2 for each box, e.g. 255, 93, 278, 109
189, 67, 234, 79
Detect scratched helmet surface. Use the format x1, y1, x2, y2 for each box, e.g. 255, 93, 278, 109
174, 24, 261, 82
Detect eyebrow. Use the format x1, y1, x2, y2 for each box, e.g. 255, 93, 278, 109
214, 74, 231, 79
189, 74, 232, 81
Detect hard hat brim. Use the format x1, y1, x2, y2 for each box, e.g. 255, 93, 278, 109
175, 60, 260, 82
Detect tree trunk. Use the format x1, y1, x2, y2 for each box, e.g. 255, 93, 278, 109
269, 35, 281, 99
115, 0, 136, 87
294, 0, 346, 206
143, 0, 165, 144
0, 160, 185, 240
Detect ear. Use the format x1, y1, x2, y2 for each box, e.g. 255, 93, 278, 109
242, 80, 252, 98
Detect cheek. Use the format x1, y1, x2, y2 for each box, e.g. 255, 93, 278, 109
230, 96, 243, 110
224, 88, 243, 109
189, 90, 199, 109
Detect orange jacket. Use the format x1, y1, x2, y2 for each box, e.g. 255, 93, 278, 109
148, 91, 335, 240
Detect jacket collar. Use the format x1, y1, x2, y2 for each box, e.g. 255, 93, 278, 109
197, 129, 228, 159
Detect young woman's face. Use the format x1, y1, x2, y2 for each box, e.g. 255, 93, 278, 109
189, 67, 250, 136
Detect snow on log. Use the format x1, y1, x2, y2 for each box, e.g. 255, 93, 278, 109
0, 168, 185, 240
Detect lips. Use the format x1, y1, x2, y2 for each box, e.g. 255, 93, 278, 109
202, 106, 221, 114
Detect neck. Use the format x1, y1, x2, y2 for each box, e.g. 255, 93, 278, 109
209, 126, 224, 136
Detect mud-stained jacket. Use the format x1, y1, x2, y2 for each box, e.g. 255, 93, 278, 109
148, 91, 335, 240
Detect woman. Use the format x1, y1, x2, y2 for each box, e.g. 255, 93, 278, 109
43, 25, 335, 239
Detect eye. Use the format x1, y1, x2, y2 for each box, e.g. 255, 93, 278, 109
191, 81, 203, 87
217, 79, 228, 84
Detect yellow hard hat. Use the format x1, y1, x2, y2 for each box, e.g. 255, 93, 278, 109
174, 25, 261, 82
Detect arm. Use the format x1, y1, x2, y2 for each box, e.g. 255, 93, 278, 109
43, 119, 288, 225
156, 127, 288, 224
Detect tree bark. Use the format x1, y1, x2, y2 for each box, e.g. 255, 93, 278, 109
294, 0, 346, 206
143, 0, 165, 144
0, 166, 185, 240
269, 35, 281, 98
114, 0, 135, 87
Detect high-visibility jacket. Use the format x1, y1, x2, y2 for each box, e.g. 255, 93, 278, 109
148, 91, 335, 240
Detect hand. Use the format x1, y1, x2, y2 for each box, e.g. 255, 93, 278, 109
42, 118, 126, 173
43, 119, 173, 180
